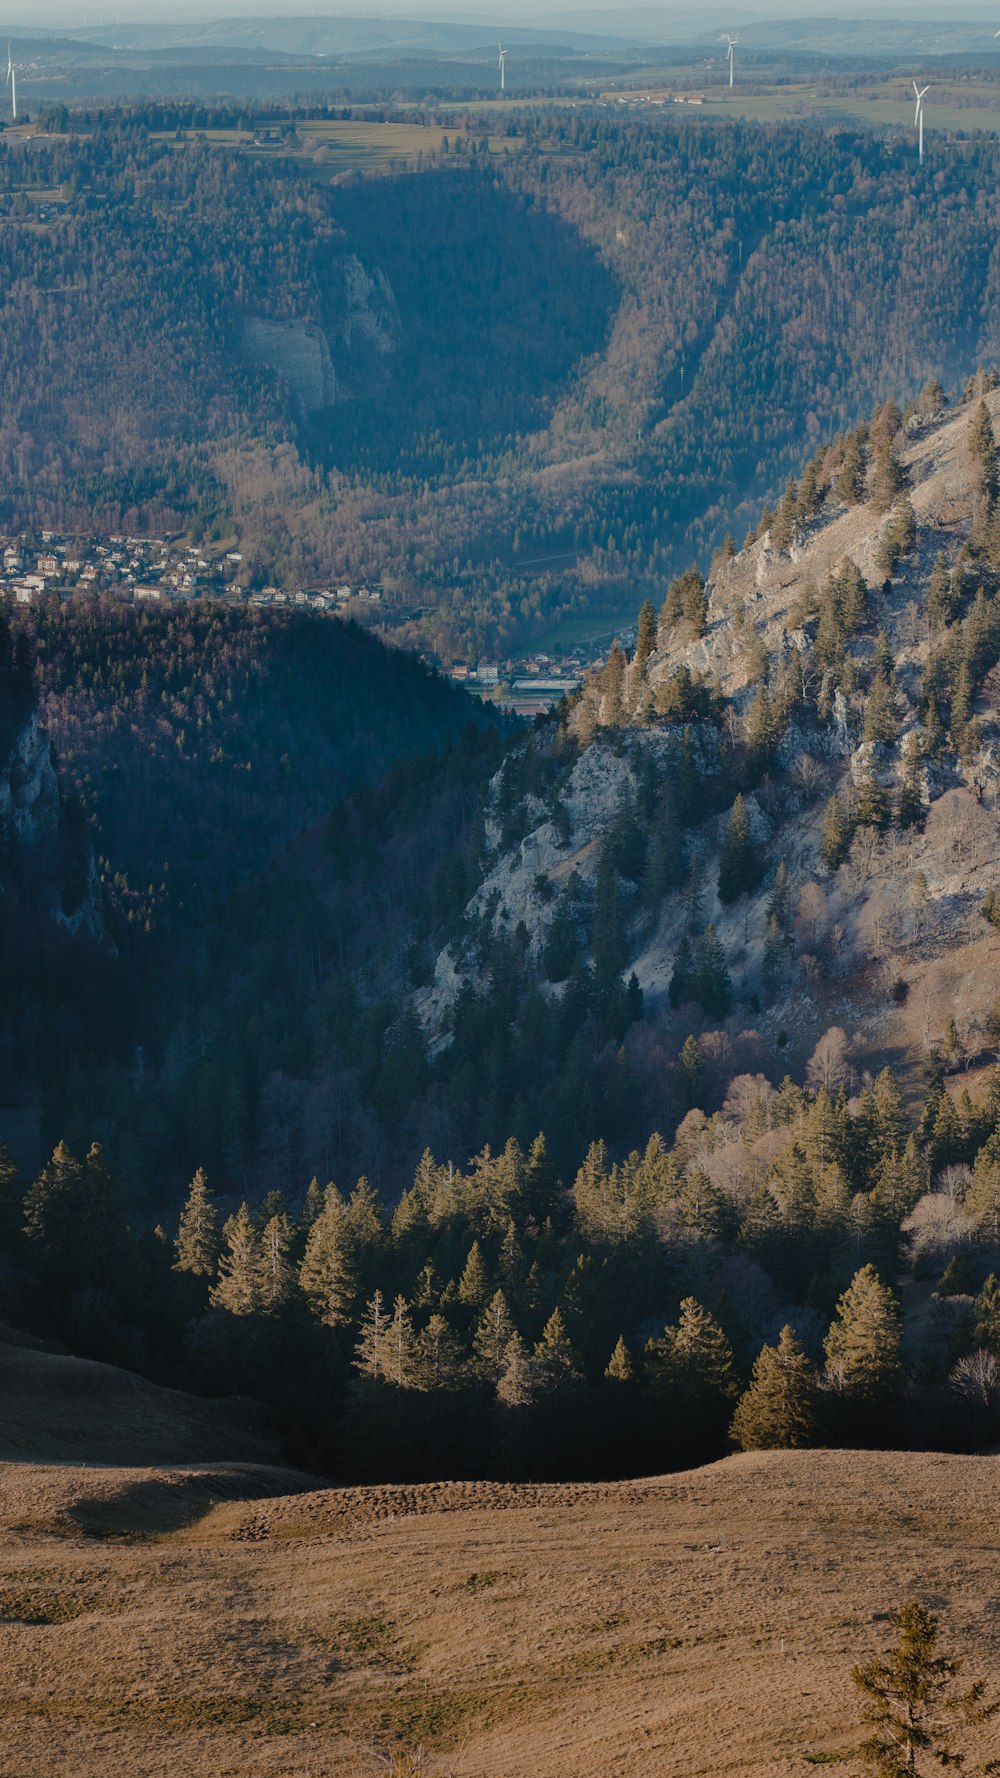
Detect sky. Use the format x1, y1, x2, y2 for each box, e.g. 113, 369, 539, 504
2, 1, 1000, 30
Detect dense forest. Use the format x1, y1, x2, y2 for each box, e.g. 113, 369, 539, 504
2, 111, 1000, 657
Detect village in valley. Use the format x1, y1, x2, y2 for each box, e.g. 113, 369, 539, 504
0, 528, 614, 714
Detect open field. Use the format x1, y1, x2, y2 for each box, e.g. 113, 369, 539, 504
0, 1446, 997, 1777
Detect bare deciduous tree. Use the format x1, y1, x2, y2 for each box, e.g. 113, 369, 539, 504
806, 1026, 852, 1094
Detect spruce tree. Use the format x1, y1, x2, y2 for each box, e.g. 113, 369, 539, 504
457, 1239, 491, 1311
634, 598, 657, 675
605, 1335, 634, 1382
415, 1314, 464, 1391
729, 1326, 819, 1450
669, 933, 696, 1008
473, 1290, 516, 1382
836, 428, 868, 505
871, 442, 905, 515
820, 795, 850, 870
211, 1204, 262, 1316
174, 1168, 219, 1278
650, 1297, 739, 1459
973, 1274, 1000, 1355
679, 1034, 704, 1107
694, 924, 733, 1019
354, 1289, 390, 1383
299, 1186, 357, 1327
718, 793, 758, 904
852, 1599, 999, 1778
496, 1332, 535, 1408
533, 1308, 582, 1396
824, 1264, 903, 1422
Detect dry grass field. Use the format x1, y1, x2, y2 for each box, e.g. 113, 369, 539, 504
0, 1443, 998, 1778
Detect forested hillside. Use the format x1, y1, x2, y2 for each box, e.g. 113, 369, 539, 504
5, 378, 1000, 1485
3, 113, 1000, 657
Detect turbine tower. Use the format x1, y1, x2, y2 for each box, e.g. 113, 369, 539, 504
498, 43, 507, 93
720, 32, 739, 88
5, 44, 15, 123
913, 79, 929, 163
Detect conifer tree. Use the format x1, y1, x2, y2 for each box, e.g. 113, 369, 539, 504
763, 913, 785, 994
730, 1326, 819, 1450
824, 1264, 903, 1420
852, 1599, 999, 1778
258, 1212, 295, 1312
836, 428, 868, 505
415, 1313, 464, 1391
601, 642, 626, 726
973, 1274, 1000, 1355
457, 1239, 491, 1311
496, 1331, 535, 1408
718, 793, 759, 904
694, 923, 733, 1018
590, 844, 628, 989
634, 598, 657, 676
299, 1185, 357, 1327
175, 1168, 219, 1278
871, 442, 905, 515
211, 1204, 262, 1316
605, 1335, 634, 1382
679, 1034, 704, 1107
820, 795, 850, 870
650, 1297, 739, 1458
354, 1289, 390, 1383
533, 1308, 582, 1396
968, 398, 999, 504
473, 1289, 516, 1382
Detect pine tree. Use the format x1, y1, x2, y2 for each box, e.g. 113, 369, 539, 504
669, 933, 696, 1008
590, 844, 627, 989
299, 1185, 357, 1327
605, 1335, 634, 1382
730, 1326, 819, 1450
174, 1168, 219, 1278
457, 1239, 491, 1311
414, 1314, 465, 1391
824, 1264, 903, 1420
968, 398, 999, 503
718, 793, 759, 904
871, 442, 905, 515
820, 795, 850, 870
601, 641, 627, 726
682, 568, 708, 635
770, 478, 798, 551
634, 598, 657, 676
211, 1204, 261, 1316
694, 923, 733, 1018
650, 1297, 739, 1458
258, 1212, 295, 1312
533, 1308, 582, 1396
836, 428, 868, 505
23, 1141, 130, 1301
496, 1331, 535, 1408
852, 1599, 999, 1778
354, 1289, 390, 1383
854, 771, 889, 831
973, 1274, 1000, 1355
472, 1289, 516, 1382
679, 1034, 704, 1106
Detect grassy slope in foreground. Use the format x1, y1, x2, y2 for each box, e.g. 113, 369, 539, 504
0, 1447, 997, 1776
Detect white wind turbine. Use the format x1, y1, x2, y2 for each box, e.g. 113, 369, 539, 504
720, 32, 739, 88
498, 43, 507, 93
913, 79, 929, 163
5, 44, 16, 123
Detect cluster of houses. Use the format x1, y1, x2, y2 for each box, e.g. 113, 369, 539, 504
449, 651, 592, 717
0, 530, 387, 618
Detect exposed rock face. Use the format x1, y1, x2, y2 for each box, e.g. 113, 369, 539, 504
242, 319, 337, 413
243, 255, 399, 413
0, 704, 104, 943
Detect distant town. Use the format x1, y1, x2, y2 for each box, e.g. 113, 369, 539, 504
0, 529, 628, 716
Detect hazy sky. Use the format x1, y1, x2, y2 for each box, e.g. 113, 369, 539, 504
3, 1, 1000, 28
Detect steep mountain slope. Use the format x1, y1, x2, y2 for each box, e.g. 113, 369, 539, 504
420, 382, 1000, 1096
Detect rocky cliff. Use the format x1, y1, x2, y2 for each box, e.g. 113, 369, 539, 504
417, 378, 1000, 1088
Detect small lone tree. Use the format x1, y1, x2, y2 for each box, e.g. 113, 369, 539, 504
852, 1599, 999, 1777
730, 1325, 819, 1450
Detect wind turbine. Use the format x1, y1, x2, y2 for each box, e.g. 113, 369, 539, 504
498, 43, 507, 93
720, 32, 739, 88
913, 79, 929, 163
5, 44, 16, 123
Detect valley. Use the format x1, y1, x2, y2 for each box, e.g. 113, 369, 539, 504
4, 22, 1000, 1771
